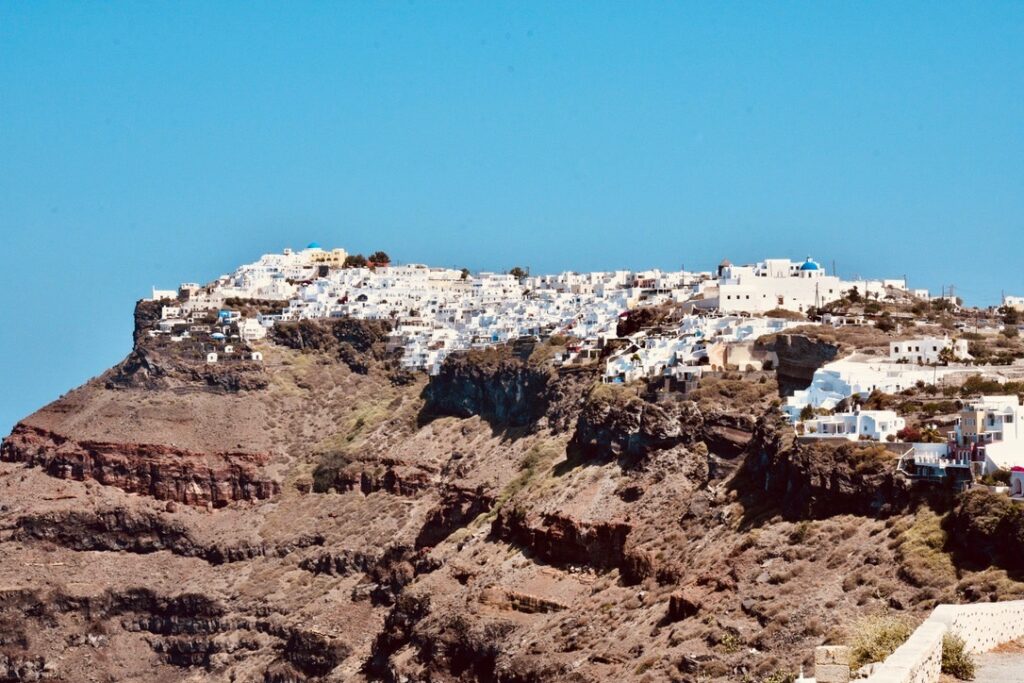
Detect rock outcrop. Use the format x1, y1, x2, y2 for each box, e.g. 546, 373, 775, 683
13, 507, 322, 564
1, 424, 279, 506
760, 333, 839, 395
740, 415, 916, 519
491, 507, 647, 579
945, 488, 1024, 571
422, 345, 596, 431
109, 345, 269, 391
421, 346, 555, 428
569, 390, 704, 461
109, 300, 269, 391
271, 318, 393, 374
615, 304, 678, 337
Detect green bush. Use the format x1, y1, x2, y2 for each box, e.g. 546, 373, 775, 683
941, 633, 975, 680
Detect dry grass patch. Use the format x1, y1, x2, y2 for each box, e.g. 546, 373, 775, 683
895, 508, 957, 589
848, 614, 915, 670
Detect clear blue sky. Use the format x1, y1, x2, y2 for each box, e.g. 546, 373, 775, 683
2, 2, 1023, 434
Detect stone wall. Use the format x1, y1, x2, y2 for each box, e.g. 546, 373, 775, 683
860, 621, 943, 683
930, 601, 1024, 653
855, 599, 1024, 683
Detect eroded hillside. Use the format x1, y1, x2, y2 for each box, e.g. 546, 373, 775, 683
2, 310, 1023, 683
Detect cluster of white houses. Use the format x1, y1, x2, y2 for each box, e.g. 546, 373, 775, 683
150, 245, 918, 376
787, 347, 1024, 481
149, 244, 1024, 488
707, 257, 909, 314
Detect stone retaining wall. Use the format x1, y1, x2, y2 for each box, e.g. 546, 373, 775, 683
929, 601, 1024, 653
856, 599, 1024, 683
861, 621, 943, 683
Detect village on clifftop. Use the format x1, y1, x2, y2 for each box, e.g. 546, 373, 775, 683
150, 243, 1024, 496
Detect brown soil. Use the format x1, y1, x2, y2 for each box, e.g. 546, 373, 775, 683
2, 324, 1023, 682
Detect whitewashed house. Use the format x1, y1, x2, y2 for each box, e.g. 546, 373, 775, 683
949, 396, 1024, 473
1003, 295, 1024, 312
889, 337, 969, 364
711, 257, 907, 314
785, 358, 963, 420
799, 409, 905, 442
238, 318, 267, 341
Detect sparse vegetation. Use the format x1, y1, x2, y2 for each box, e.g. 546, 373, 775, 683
941, 633, 975, 680
343, 253, 368, 268
763, 308, 806, 321
894, 508, 956, 588
849, 615, 914, 670
689, 374, 778, 413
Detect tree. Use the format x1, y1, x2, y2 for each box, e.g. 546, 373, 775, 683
847, 286, 862, 303
799, 404, 816, 421
1003, 306, 1021, 326
897, 426, 922, 442
369, 251, 391, 265
876, 312, 897, 333
460, 268, 470, 280
920, 425, 945, 443
509, 266, 528, 279
344, 254, 368, 268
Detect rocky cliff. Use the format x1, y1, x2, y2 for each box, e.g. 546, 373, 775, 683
421, 344, 596, 431
0, 312, 1013, 683
1, 423, 279, 506
758, 332, 839, 395
569, 388, 704, 462
738, 415, 922, 519
109, 300, 269, 391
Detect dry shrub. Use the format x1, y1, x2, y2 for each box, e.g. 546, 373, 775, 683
895, 508, 956, 588
849, 614, 914, 669
941, 633, 975, 680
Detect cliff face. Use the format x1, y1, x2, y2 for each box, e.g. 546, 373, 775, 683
110, 300, 269, 391
1, 423, 279, 506
569, 390, 704, 461
945, 489, 1024, 572
271, 318, 395, 375
761, 333, 839, 395
421, 346, 595, 431
739, 416, 918, 519
0, 318, 998, 683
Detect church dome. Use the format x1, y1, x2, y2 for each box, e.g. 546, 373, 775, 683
800, 257, 820, 271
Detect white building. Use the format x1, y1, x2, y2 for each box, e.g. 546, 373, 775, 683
1004, 295, 1024, 312
949, 395, 1024, 473
153, 246, 915, 378
149, 288, 178, 301
238, 318, 267, 341
711, 257, 907, 314
799, 409, 905, 442
784, 358, 963, 419
889, 337, 970, 364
